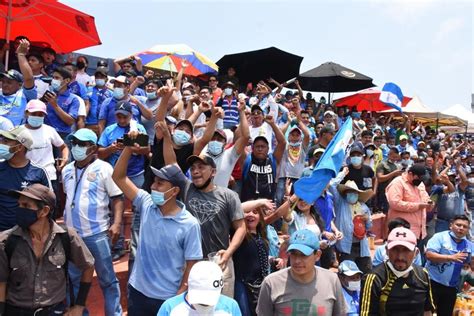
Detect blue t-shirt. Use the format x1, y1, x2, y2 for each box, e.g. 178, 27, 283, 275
314, 191, 334, 232
0, 161, 50, 231
426, 231, 473, 288
157, 292, 241, 316
97, 123, 147, 177
99, 96, 143, 128
0, 86, 37, 126
129, 190, 202, 300
133, 87, 146, 97
68, 81, 89, 101
86, 86, 113, 125
342, 287, 360, 316
45, 91, 79, 134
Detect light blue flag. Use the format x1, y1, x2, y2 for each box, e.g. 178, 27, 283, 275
379, 82, 404, 113
294, 117, 353, 204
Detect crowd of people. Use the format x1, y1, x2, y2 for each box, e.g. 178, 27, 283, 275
0, 37, 471, 316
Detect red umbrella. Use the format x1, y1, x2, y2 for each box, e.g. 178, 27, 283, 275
0, 0, 101, 55
333, 88, 412, 112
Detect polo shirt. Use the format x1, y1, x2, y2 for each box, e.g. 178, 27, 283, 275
97, 122, 147, 177
129, 190, 202, 300
62, 159, 122, 238
45, 91, 79, 134
0, 86, 37, 126
158, 292, 241, 316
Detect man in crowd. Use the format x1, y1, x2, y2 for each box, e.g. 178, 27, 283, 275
360, 227, 436, 315
338, 260, 363, 316
27, 53, 49, 98
85, 67, 113, 134
257, 229, 346, 315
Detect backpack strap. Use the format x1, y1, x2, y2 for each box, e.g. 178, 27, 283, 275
242, 154, 252, 181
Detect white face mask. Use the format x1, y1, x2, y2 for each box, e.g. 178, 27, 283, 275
468, 178, 474, 185
193, 304, 215, 315
460, 269, 470, 276
386, 260, 413, 278
346, 280, 361, 292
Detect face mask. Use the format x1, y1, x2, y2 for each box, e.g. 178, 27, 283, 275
412, 179, 422, 186
51, 79, 62, 92
16, 207, 39, 229
386, 260, 413, 278
172, 130, 191, 145
224, 88, 233, 96
71, 145, 89, 161
401, 159, 413, 166
146, 91, 157, 100
193, 304, 215, 315
351, 156, 362, 166
460, 269, 470, 276
468, 178, 474, 185
76, 61, 86, 70
208, 141, 224, 156
183, 95, 191, 102
366, 149, 374, 157
346, 280, 361, 292
346, 192, 359, 204
27, 115, 44, 128
289, 141, 301, 147
150, 188, 173, 206
449, 230, 466, 241
113, 87, 125, 99
0, 144, 14, 160
95, 79, 105, 87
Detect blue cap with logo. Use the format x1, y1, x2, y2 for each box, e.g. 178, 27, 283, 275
287, 229, 320, 256
68, 128, 97, 144
115, 101, 132, 115
338, 260, 362, 276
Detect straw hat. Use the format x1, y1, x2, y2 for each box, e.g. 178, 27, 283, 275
337, 180, 373, 203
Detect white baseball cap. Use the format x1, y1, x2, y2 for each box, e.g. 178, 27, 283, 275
187, 261, 223, 306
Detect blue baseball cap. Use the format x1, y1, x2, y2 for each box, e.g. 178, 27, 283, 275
338, 260, 362, 276
287, 229, 320, 256
68, 128, 97, 144
0, 69, 23, 83
115, 101, 133, 116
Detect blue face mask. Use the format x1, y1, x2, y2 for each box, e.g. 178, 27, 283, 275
151, 188, 173, 206
208, 140, 224, 156
146, 91, 157, 100
95, 79, 106, 87
27, 115, 44, 128
113, 87, 125, 99
71, 145, 89, 161
172, 130, 191, 146
224, 88, 233, 96
0, 144, 14, 160
351, 156, 363, 166
289, 141, 301, 147
346, 192, 359, 204
16, 207, 39, 229
51, 79, 62, 92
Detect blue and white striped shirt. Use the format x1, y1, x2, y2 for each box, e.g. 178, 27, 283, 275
62, 159, 122, 238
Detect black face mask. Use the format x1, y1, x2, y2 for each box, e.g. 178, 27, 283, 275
194, 176, 213, 190
16, 207, 39, 229
412, 179, 422, 186
76, 61, 86, 70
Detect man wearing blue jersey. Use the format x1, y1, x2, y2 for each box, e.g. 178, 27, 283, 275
62, 128, 124, 316
425, 215, 473, 316
0, 39, 37, 126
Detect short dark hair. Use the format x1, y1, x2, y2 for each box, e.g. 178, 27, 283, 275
389, 147, 399, 155
451, 214, 470, 223
388, 217, 410, 232
54, 67, 72, 80
77, 55, 89, 64
27, 53, 44, 64
300, 110, 309, 116
373, 136, 383, 142
200, 86, 211, 93
63, 62, 76, 70
409, 164, 427, 177
146, 79, 162, 87
361, 130, 373, 138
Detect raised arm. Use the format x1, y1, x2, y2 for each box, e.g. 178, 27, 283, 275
111, 146, 140, 201
16, 39, 34, 89
156, 121, 177, 165
194, 106, 222, 155
267, 115, 287, 163
155, 86, 177, 123
233, 98, 250, 155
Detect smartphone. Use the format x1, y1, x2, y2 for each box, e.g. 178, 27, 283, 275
123, 134, 149, 147
40, 90, 55, 103
116, 138, 124, 144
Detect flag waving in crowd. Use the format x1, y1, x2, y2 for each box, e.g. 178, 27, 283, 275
379, 82, 404, 113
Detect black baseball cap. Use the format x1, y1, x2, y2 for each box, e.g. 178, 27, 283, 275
187, 154, 216, 168
150, 164, 187, 191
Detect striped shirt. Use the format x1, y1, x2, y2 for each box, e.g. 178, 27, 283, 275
218, 97, 239, 128
62, 159, 122, 238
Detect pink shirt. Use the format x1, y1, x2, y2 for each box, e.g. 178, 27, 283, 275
385, 173, 430, 239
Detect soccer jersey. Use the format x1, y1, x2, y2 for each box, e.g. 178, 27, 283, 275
62, 159, 122, 238
0, 87, 37, 126
157, 292, 241, 316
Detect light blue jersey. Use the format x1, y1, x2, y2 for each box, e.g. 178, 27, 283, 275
0, 86, 37, 126
158, 292, 241, 316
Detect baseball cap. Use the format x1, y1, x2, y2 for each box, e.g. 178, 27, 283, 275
187, 154, 216, 168
115, 101, 132, 115
287, 229, 320, 256
313, 148, 325, 157
222, 81, 236, 89
175, 119, 194, 133
0, 69, 23, 83
110, 75, 130, 85
67, 128, 98, 144
96, 60, 108, 67
324, 110, 335, 117
9, 183, 55, 209
150, 164, 187, 191
187, 261, 223, 306
0, 126, 33, 149
387, 227, 417, 251
285, 90, 294, 97
94, 66, 108, 77
238, 93, 249, 100
253, 135, 269, 145
251, 105, 263, 113
26, 99, 47, 114
338, 260, 362, 276
288, 126, 302, 135
350, 146, 364, 155
399, 135, 409, 141
165, 116, 177, 125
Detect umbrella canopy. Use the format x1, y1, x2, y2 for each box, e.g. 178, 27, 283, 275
0, 0, 101, 53
216, 46, 303, 85
297, 62, 375, 93
333, 88, 412, 112
136, 44, 218, 77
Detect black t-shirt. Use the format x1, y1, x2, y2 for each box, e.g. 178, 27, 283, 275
344, 164, 375, 190
151, 138, 193, 172
233, 235, 269, 283
240, 154, 276, 202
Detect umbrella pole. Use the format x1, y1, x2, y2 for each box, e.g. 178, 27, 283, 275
328, 92, 331, 104
4, 0, 12, 71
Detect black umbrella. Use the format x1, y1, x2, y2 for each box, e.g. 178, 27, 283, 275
297, 62, 375, 93
217, 47, 303, 86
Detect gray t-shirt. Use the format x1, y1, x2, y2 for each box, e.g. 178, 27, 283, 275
278, 145, 309, 179
257, 267, 347, 316
184, 182, 243, 256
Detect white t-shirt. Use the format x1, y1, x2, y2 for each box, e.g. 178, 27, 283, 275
202, 145, 240, 187
33, 75, 49, 98
24, 124, 64, 180
250, 122, 274, 153
75, 71, 92, 87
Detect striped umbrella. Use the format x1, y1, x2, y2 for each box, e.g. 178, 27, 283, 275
135, 44, 218, 77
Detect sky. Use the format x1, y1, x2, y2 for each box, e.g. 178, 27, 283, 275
63, 0, 473, 111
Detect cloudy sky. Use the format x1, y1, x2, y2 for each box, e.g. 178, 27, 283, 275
64, 0, 473, 111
